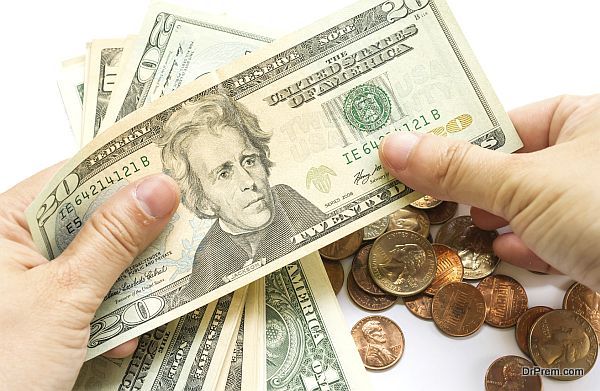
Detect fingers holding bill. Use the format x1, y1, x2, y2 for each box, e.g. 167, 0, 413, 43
509, 95, 584, 153
102, 338, 139, 358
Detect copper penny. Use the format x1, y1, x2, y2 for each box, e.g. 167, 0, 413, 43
410, 195, 443, 209
351, 316, 404, 370
515, 306, 553, 357
363, 215, 389, 241
322, 260, 344, 295
431, 282, 487, 337
529, 309, 598, 380
424, 244, 463, 296
347, 273, 397, 311
424, 201, 458, 225
386, 207, 430, 238
351, 245, 387, 296
484, 355, 542, 391
436, 216, 499, 280
369, 230, 437, 296
319, 230, 364, 261
403, 294, 433, 320
563, 282, 600, 344
477, 274, 528, 328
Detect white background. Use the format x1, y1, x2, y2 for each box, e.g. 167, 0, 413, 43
0, 0, 599, 389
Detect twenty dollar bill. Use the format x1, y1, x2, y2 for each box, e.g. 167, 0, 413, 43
27, 0, 522, 359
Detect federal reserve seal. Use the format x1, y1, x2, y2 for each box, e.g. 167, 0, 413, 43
344, 84, 391, 132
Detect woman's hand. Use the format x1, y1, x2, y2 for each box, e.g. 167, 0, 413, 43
380, 95, 600, 291
0, 166, 179, 390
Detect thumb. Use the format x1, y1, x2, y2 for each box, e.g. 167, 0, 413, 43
53, 174, 179, 310
379, 132, 523, 217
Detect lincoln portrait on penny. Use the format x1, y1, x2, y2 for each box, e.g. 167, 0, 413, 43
158, 94, 326, 297
359, 319, 398, 368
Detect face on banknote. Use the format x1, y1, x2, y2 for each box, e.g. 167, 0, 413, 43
27, 0, 522, 359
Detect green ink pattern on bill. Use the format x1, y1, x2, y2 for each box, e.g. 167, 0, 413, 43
81, 38, 131, 146
175, 288, 246, 391
343, 84, 391, 132
224, 311, 245, 390
263, 253, 371, 391
146, 307, 211, 391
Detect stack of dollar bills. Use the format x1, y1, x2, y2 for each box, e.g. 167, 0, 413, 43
35, 1, 523, 389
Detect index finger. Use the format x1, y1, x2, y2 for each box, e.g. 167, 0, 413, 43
509, 95, 584, 153
509, 96, 563, 153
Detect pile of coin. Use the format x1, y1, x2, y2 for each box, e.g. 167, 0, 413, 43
318, 196, 600, 386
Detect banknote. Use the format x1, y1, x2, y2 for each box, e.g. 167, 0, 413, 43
80, 37, 134, 146
73, 288, 245, 390
241, 280, 266, 390
57, 55, 85, 145
27, 0, 523, 359
73, 302, 214, 391
174, 287, 246, 391
100, 2, 274, 130
261, 253, 371, 391
214, 308, 245, 391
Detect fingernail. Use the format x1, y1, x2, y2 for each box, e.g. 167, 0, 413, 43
381, 132, 419, 171
135, 174, 178, 218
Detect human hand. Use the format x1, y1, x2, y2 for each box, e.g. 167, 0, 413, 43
379, 95, 600, 291
0, 165, 179, 390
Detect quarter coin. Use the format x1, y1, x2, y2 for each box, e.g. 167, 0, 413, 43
563, 282, 600, 344
529, 309, 598, 380
369, 230, 437, 296
387, 207, 430, 238
363, 215, 390, 241
436, 216, 499, 280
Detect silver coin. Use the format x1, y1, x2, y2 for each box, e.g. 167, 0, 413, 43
363, 216, 390, 241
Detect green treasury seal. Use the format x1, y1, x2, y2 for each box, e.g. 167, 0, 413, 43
344, 84, 391, 132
